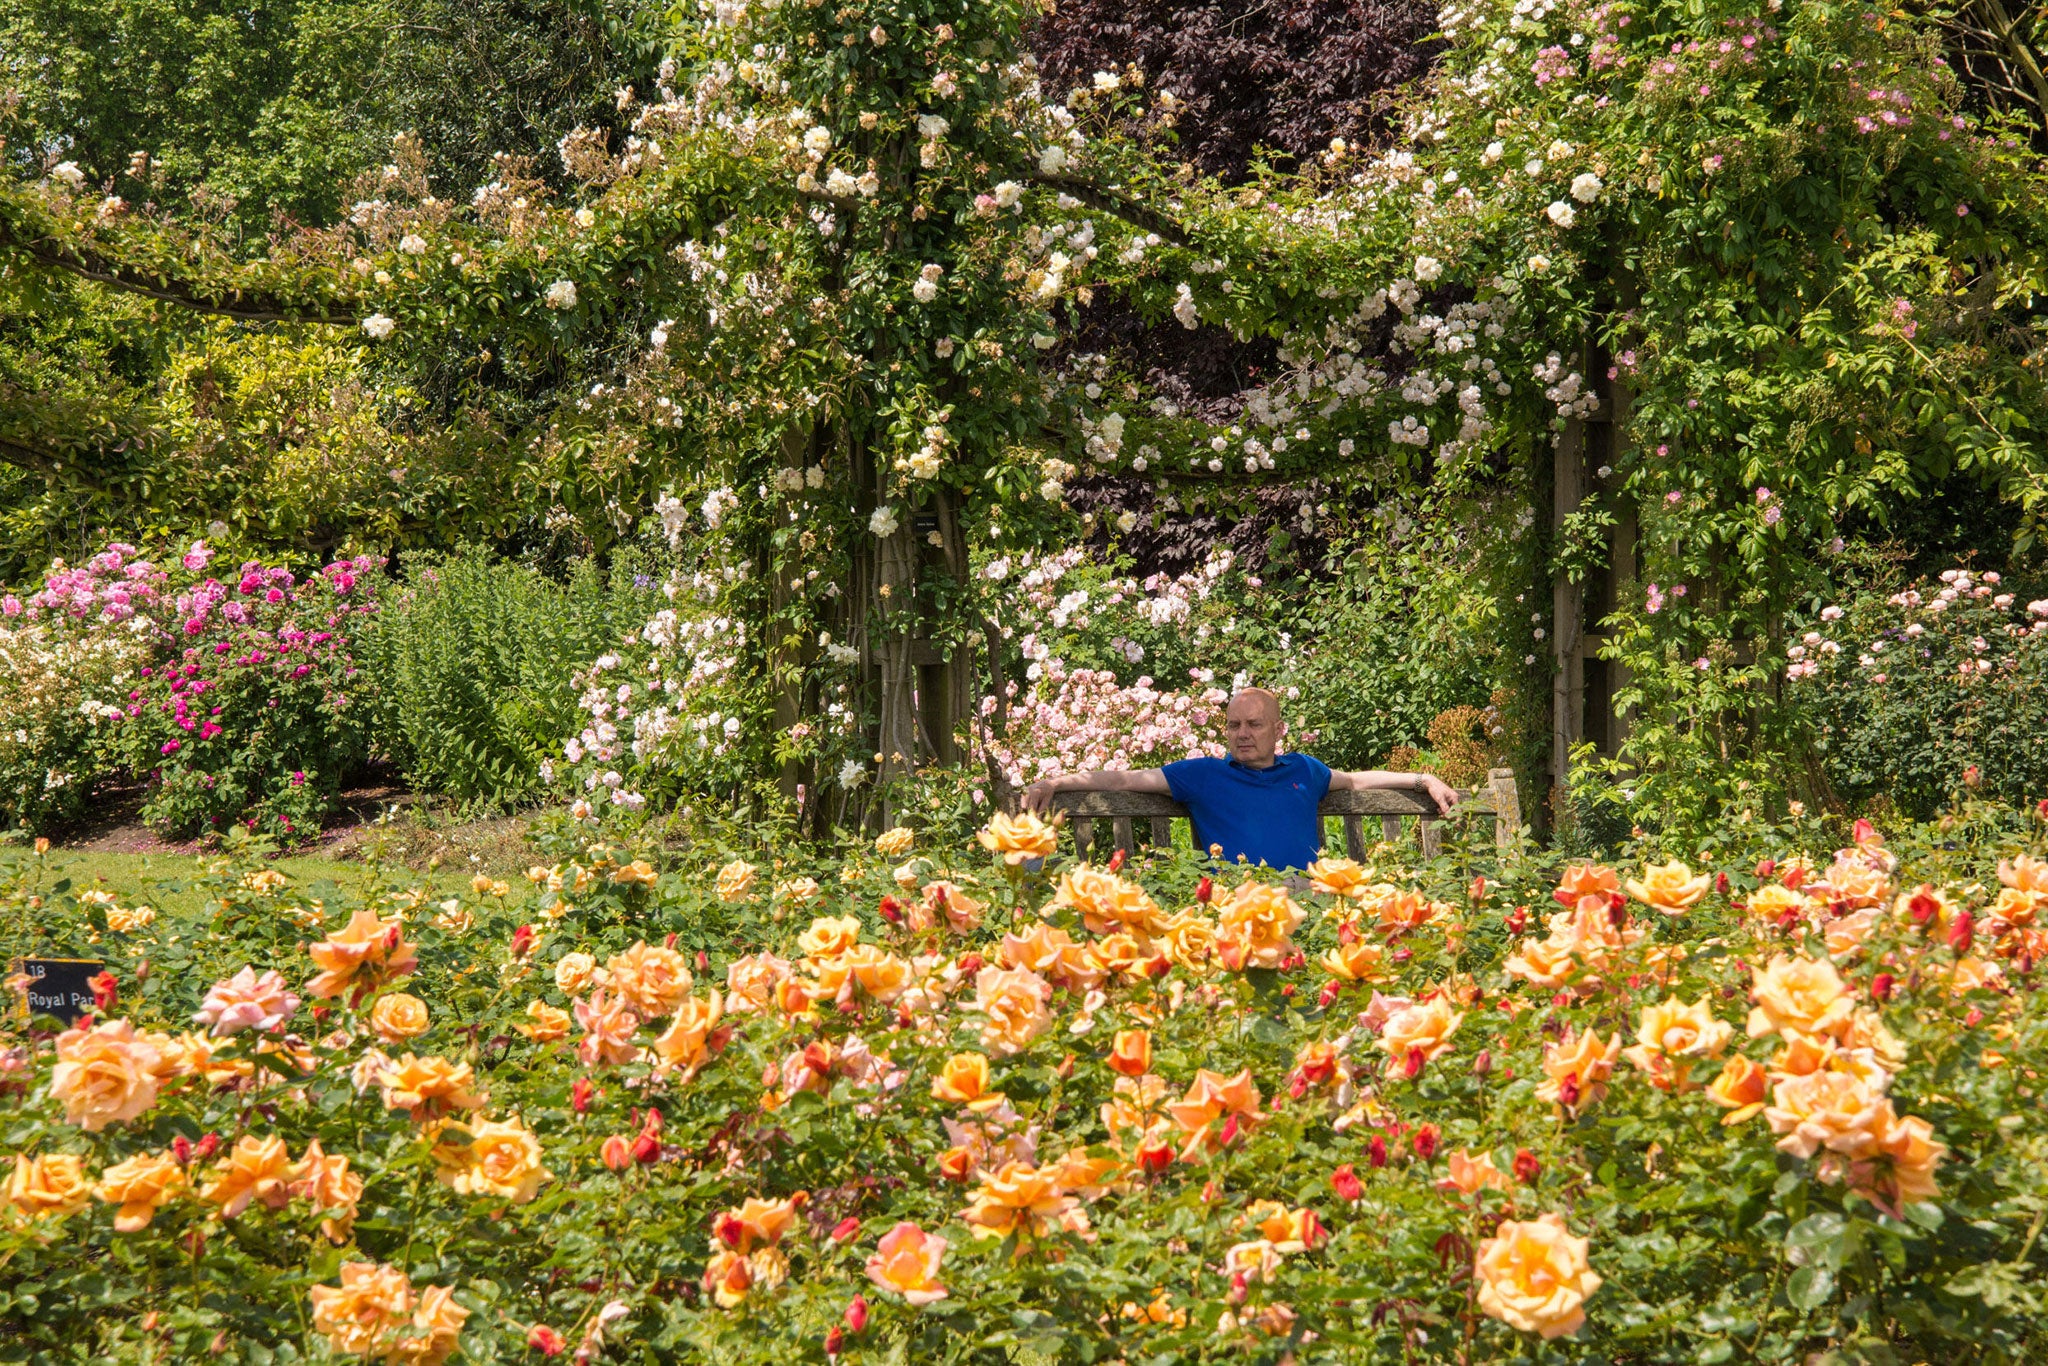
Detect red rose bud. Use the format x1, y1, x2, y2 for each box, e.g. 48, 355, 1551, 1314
1056, 1053, 1075, 1080
1505, 907, 1529, 935
1138, 1140, 1174, 1175
878, 896, 903, 924
1871, 972, 1896, 1001
600, 1134, 632, 1171
713, 1210, 746, 1246
1965, 1006, 1984, 1027
1107, 847, 1127, 873
1402, 1045, 1426, 1081
1144, 953, 1171, 979
171, 1135, 193, 1165
1280, 984, 1296, 999
1908, 890, 1941, 929
1715, 872, 1730, 895
663, 931, 679, 950
1218, 1114, 1243, 1148
571, 1077, 596, 1113
134, 959, 150, 983
696, 950, 709, 973
1227, 1271, 1249, 1306
1411, 1124, 1440, 1160
2037, 798, 2048, 820
1948, 909, 1975, 954
1368, 1134, 1388, 1168
1607, 898, 1629, 928
1195, 876, 1213, 903
510, 924, 536, 958
1331, 1164, 1363, 1202
830, 1216, 861, 1245
1469, 876, 1488, 904
89, 970, 118, 1011
1471, 1049, 1492, 1077
1783, 865, 1807, 891
1558, 1073, 1582, 1110
1318, 981, 1343, 1009
631, 1132, 661, 1165
1512, 1148, 1541, 1184
844, 1295, 869, 1333
194, 1132, 220, 1161
527, 1324, 567, 1357
1756, 858, 1776, 878
1391, 947, 1414, 964
1200, 1180, 1221, 1204
957, 953, 984, 977
183, 1228, 206, 1258
824, 1326, 844, 1359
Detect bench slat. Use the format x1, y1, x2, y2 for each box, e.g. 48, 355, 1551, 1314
1149, 817, 1172, 848
1111, 816, 1135, 856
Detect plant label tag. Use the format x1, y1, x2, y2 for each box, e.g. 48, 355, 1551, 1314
12, 957, 105, 1026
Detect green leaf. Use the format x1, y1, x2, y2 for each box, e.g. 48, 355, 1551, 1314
1788, 1265, 1836, 1311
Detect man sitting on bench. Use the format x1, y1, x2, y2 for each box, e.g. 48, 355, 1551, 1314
1019, 686, 1459, 871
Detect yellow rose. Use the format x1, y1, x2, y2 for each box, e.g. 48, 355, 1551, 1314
1475, 1213, 1603, 1339
199, 1135, 295, 1217
959, 1161, 1078, 1241
611, 859, 658, 887
50, 1018, 161, 1132
1306, 858, 1373, 900
94, 1151, 186, 1231
715, 859, 758, 903
304, 908, 418, 1000
971, 965, 1053, 1055
650, 991, 726, 1081
866, 1220, 949, 1305
606, 940, 694, 1020
1747, 953, 1855, 1041
517, 999, 572, 1042
1379, 996, 1466, 1077
1624, 860, 1711, 915
6, 1152, 92, 1220
377, 1053, 484, 1120
932, 1052, 996, 1105
107, 905, 156, 933
1765, 1070, 1893, 1159
1158, 911, 1218, 971
1215, 880, 1304, 970
874, 826, 916, 857
798, 915, 864, 961
553, 952, 599, 995
977, 811, 1059, 865
369, 992, 431, 1043
1536, 1027, 1621, 1114
433, 1116, 552, 1203
1705, 1054, 1769, 1124
1320, 936, 1389, 984
1746, 883, 1811, 920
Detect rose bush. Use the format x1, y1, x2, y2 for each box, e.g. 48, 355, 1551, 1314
4, 799, 2047, 1362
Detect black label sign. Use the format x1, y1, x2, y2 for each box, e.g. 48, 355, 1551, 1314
13, 958, 104, 1026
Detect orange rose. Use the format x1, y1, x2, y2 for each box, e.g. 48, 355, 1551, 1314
978, 812, 1059, 865
1215, 881, 1304, 970
606, 941, 694, 1019
290, 1139, 365, 1243
200, 1135, 295, 1217
932, 1052, 997, 1106
1554, 864, 1619, 903
959, 1161, 1079, 1241
1107, 1030, 1151, 1077
1164, 1068, 1265, 1157
866, 1221, 949, 1304
1439, 1148, 1511, 1196
1855, 1111, 1946, 1214
304, 909, 418, 1000
433, 1116, 552, 1203
1705, 1055, 1769, 1124
1747, 953, 1854, 1041
971, 966, 1053, 1055
1379, 997, 1466, 1077
368, 992, 431, 1044
6, 1152, 92, 1220
650, 991, 726, 1081
713, 1192, 808, 1253
377, 1054, 484, 1120
50, 1017, 161, 1132
516, 1000, 572, 1043
1475, 1213, 1602, 1339
93, 1151, 186, 1231
1536, 1028, 1621, 1115
1625, 860, 1711, 915
1369, 887, 1452, 935
841, 944, 913, 1002
309, 1263, 468, 1366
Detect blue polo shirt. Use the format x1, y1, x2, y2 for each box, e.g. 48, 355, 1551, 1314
1161, 752, 1333, 871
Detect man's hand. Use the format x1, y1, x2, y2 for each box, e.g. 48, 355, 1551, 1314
1021, 778, 1063, 815
1418, 774, 1459, 816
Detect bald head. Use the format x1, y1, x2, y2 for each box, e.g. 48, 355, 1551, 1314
1225, 687, 1283, 767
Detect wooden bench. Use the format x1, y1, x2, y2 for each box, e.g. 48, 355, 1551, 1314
1046, 767, 1522, 863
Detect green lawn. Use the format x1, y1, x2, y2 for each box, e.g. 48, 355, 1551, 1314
15, 849, 474, 918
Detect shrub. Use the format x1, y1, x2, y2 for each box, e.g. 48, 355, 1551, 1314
367, 548, 664, 806
5, 802, 2047, 1363
0, 624, 141, 830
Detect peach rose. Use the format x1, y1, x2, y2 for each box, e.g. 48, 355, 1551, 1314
1475, 1213, 1603, 1339
773, 876, 822, 909
798, 915, 864, 961
1101, 1073, 1170, 1144
554, 952, 600, 995
200, 1135, 295, 1217
1766, 1070, 1893, 1159
650, 990, 726, 1081
309, 1261, 414, 1357
192, 966, 301, 1036
1051, 867, 1166, 937
714, 1192, 808, 1253
378, 1053, 484, 1119
1503, 933, 1578, 989
517, 999, 572, 1042
960, 1161, 1079, 1241
1222, 1239, 1285, 1284
1215, 880, 1305, 970
1318, 935, 1388, 984
1554, 863, 1620, 902
1625, 860, 1711, 915
723, 951, 793, 1013
971, 965, 1053, 1055
866, 1221, 949, 1304
918, 881, 985, 934
1747, 953, 1855, 1041
1379, 996, 1466, 1077
51, 1017, 161, 1132
369, 992, 431, 1043
1856, 1111, 1945, 1213
1536, 1027, 1621, 1115
715, 859, 758, 902
574, 988, 642, 1067
6, 1152, 92, 1220
1306, 857, 1374, 900
1705, 1054, 1769, 1124
290, 1139, 365, 1243
433, 1116, 552, 1203
932, 1052, 997, 1106
304, 908, 418, 1000
92, 1150, 186, 1232
606, 941, 693, 1019
1621, 996, 1731, 1089
977, 811, 1059, 864
1370, 887, 1451, 935
1107, 1029, 1152, 1077
1440, 1148, 1511, 1196
1990, 885, 2042, 929
1820, 856, 1892, 911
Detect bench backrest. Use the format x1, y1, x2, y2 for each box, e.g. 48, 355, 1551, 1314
1047, 766, 1522, 862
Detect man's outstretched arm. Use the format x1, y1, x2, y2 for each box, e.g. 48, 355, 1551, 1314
1330, 768, 1461, 816
1021, 768, 1172, 815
